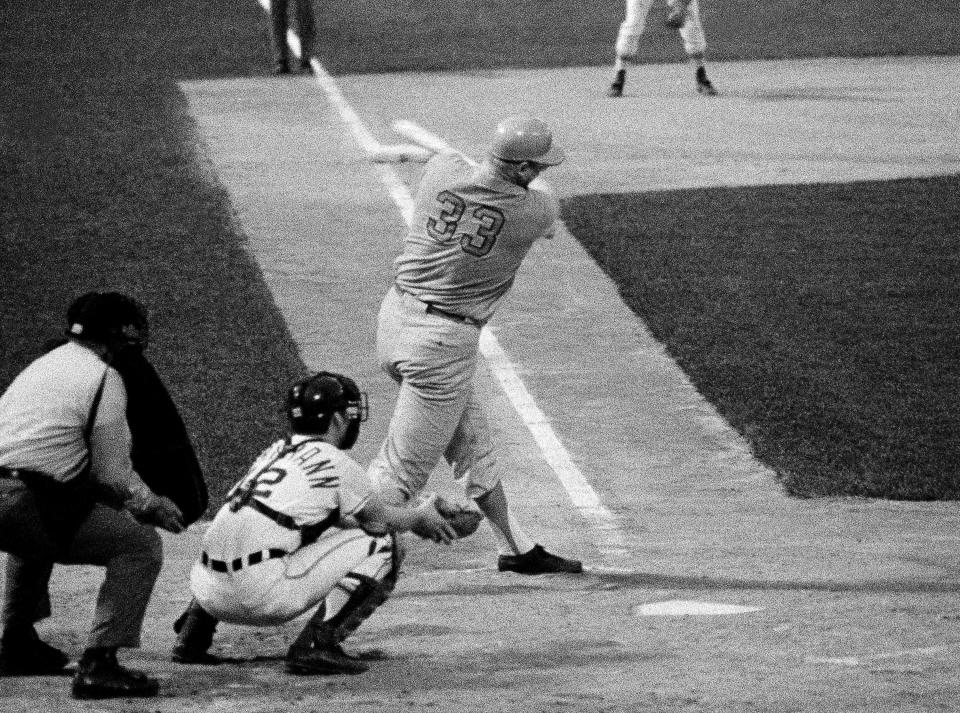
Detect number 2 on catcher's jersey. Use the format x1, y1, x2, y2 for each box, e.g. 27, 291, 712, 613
426, 190, 505, 257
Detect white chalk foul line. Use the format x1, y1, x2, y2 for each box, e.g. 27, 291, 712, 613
254, 5, 627, 560
806, 643, 960, 667
256, 0, 430, 164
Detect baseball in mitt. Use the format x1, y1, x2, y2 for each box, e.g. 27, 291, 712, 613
433, 495, 484, 539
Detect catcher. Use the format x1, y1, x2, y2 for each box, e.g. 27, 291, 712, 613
171, 371, 481, 675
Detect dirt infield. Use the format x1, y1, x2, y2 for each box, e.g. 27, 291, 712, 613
2, 58, 958, 712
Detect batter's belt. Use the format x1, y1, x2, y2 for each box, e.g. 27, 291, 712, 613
393, 284, 484, 328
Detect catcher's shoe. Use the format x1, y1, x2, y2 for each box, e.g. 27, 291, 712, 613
498, 544, 583, 575
607, 69, 626, 98
695, 66, 718, 96
286, 641, 370, 676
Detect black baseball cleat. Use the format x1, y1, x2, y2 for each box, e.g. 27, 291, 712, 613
273, 60, 291, 75
695, 66, 718, 96
71, 648, 159, 699
286, 642, 370, 675
607, 69, 626, 98
171, 643, 222, 665
299, 58, 314, 74
498, 544, 583, 575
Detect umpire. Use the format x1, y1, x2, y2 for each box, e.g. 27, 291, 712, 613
0, 292, 185, 699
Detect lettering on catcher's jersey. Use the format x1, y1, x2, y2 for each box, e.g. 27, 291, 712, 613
222, 437, 371, 529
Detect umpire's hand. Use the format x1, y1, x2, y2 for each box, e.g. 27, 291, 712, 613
128, 493, 186, 533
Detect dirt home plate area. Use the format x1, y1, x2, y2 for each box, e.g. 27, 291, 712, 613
3, 57, 959, 712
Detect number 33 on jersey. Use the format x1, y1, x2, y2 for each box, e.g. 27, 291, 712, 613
394, 150, 561, 324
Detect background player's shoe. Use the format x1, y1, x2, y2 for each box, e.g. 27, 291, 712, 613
607, 69, 626, 97
273, 59, 291, 75
695, 66, 718, 95
498, 544, 583, 574
299, 57, 314, 74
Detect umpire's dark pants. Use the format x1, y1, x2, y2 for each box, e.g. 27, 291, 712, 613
0, 479, 163, 649
270, 0, 317, 63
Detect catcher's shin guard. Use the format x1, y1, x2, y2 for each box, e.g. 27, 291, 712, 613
171, 599, 221, 664
298, 533, 403, 647
286, 536, 402, 675
328, 535, 403, 643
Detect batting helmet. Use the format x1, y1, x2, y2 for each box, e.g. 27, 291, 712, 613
65, 291, 149, 348
489, 115, 565, 166
287, 371, 369, 436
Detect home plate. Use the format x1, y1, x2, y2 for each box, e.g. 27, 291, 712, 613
633, 600, 763, 616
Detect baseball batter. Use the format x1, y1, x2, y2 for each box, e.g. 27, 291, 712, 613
171, 372, 456, 675
608, 0, 718, 97
366, 115, 582, 576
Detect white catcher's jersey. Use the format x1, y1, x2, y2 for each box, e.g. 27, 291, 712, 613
394, 150, 560, 324
200, 435, 372, 562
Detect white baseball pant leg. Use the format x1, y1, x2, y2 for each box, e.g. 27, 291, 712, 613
678, 0, 707, 56
368, 287, 502, 500
191, 527, 395, 626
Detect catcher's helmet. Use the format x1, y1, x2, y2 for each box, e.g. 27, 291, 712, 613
287, 371, 369, 435
65, 291, 148, 348
489, 115, 565, 166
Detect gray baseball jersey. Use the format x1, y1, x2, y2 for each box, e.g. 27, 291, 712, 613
394, 150, 560, 324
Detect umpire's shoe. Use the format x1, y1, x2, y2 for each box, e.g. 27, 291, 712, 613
286, 641, 370, 676
498, 544, 583, 575
0, 636, 71, 677
71, 647, 159, 699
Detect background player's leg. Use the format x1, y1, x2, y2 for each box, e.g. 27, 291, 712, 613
609, 0, 654, 96
678, 0, 717, 94
293, 0, 316, 71
269, 0, 291, 73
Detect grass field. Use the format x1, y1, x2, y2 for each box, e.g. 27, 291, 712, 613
0, 0, 957, 503
0, 0, 302, 504
563, 177, 960, 499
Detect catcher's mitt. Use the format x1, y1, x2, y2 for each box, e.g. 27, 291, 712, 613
433, 496, 484, 539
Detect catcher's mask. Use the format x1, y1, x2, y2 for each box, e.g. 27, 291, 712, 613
287, 371, 369, 448
65, 291, 149, 353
